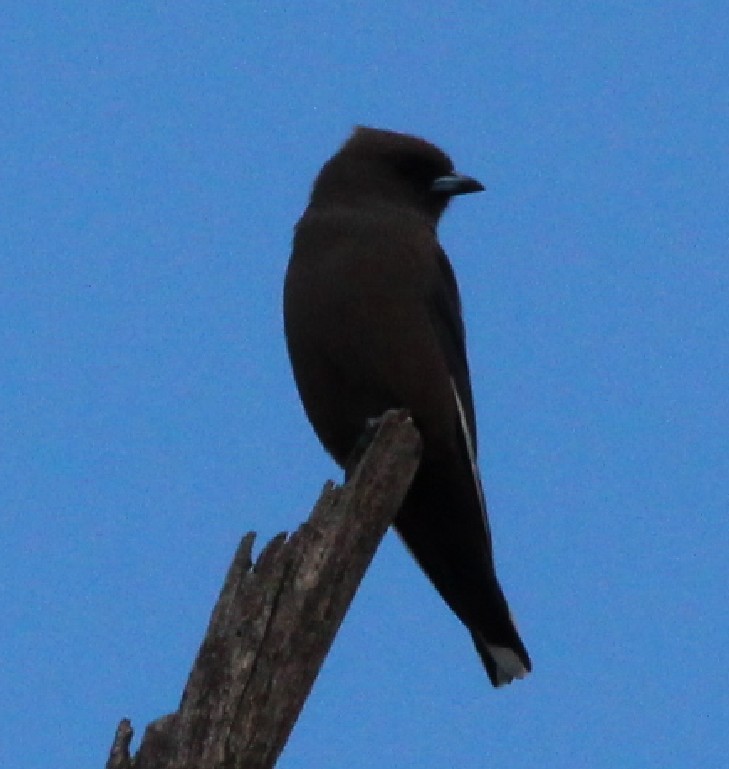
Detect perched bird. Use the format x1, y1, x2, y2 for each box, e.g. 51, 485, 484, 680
283, 126, 530, 686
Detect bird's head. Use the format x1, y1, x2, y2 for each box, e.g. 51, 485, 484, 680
309, 126, 484, 223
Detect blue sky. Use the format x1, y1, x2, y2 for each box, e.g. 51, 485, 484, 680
2, 3, 727, 767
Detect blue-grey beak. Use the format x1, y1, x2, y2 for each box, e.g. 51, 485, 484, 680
431, 173, 485, 195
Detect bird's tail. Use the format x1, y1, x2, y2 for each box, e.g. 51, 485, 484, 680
470, 623, 531, 687
449, 378, 532, 686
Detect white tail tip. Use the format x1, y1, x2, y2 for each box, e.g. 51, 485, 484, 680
486, 644, 530, 686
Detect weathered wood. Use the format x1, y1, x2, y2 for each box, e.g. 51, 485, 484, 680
105, 409, 421, 769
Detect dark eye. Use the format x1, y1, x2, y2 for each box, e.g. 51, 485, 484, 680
392, 151, 441, 186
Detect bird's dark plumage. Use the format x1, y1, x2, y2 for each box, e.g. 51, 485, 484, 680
283, 126, 531, 686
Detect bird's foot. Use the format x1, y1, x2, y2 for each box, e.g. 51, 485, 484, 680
344, 416, 384, 480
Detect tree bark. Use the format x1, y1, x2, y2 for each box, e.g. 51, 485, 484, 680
106, 409, 421, 769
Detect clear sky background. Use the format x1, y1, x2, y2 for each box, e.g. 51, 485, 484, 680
2, 3, 727, 768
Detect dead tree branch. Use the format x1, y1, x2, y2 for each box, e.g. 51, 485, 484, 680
106, 409, 421, 769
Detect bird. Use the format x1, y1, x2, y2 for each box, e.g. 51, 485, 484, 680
283, 126, 531, 686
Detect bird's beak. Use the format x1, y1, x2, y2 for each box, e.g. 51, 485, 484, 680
431, 173, 485, 195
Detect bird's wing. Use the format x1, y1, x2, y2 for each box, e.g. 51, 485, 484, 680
427, 246, 492, 540
428, 247, 478, 448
